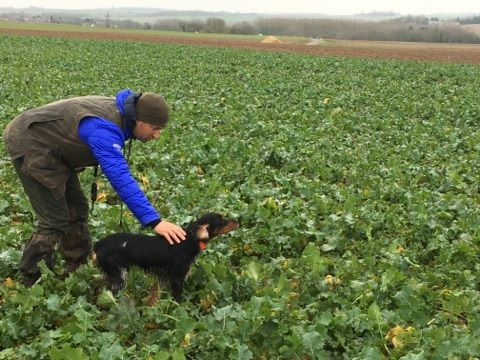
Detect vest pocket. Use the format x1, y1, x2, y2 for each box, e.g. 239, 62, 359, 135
21, 149, 71, 200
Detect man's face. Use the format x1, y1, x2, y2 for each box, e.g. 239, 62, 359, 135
133, 120, 163, 142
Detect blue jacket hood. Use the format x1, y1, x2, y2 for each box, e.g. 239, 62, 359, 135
115, 89, 136, 139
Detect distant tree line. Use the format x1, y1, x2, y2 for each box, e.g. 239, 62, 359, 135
149, 16, 479, 43
248, 17, 479, 43
457, 15, 480, 25
2, 11, 479, 44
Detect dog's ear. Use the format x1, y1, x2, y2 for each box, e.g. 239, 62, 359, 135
195, 224, 210, 240
212, 220, 239, 236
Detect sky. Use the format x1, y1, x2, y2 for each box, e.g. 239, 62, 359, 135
0, 0, 478, 15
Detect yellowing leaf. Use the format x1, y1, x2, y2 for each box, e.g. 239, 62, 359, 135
331, 107, 343, 115
243, 244, 253, 254
141, 176, 150, 186
96, 193, 107, 202
386, 325, 404, 339
182, 333, 192, 347
385, 325, 415, 349
324, 274, 341, 289
4, 277, 15, 288
264, 197, 279, 210
200, 295, 214, 311
289, 292, 300, 300
392, 336, 403, 349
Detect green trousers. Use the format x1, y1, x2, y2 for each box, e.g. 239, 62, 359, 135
12, 157, 92, 283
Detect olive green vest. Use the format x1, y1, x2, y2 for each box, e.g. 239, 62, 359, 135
4, 96, 125, 198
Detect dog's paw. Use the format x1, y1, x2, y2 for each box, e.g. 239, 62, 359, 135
107, 280, 124, 294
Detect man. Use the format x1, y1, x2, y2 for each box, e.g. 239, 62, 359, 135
3, 89, 186, 286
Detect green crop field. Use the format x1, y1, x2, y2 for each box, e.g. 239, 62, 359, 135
1, 34, 480, 359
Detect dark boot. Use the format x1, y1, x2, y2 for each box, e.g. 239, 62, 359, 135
59, 221, 92, 275
20, 233, 60, 287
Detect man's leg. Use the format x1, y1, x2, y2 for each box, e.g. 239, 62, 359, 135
12, 158, 70, 286
59, 171, 92, 274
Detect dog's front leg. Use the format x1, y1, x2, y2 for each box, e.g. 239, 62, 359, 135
170, 276, 185, 302
170, 277, 184, 302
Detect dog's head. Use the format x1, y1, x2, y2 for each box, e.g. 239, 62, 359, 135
188, 213, 239, 248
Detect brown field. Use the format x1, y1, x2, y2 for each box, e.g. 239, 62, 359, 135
463, 24, 480, 35
1, 27, 480, 64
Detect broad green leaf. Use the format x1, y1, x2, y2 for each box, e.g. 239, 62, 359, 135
237, 344, 253, 360
171, 349, 186, 360
49, 345, 88, 360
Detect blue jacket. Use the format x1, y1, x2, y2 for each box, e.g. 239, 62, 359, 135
78, 89, 160, 227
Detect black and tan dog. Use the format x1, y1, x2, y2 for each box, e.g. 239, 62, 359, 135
93, 213, 239, 302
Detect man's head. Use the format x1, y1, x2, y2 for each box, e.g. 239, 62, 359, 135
133, 92, 169, 142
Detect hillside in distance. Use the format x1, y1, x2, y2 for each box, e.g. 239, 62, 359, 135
2, 6, 478, 23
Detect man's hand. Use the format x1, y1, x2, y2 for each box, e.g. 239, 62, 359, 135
154, 221, 186, 245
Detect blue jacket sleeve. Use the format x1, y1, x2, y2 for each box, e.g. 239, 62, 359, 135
78, 117, 161, 227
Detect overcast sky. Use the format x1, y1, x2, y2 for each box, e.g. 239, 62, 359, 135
1, 0, 479, 15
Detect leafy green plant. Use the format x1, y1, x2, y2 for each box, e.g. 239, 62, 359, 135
1, 34, 480, 358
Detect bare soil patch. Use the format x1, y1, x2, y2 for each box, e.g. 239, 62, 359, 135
1, 27, 480, 64
463, 24, 480, 35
